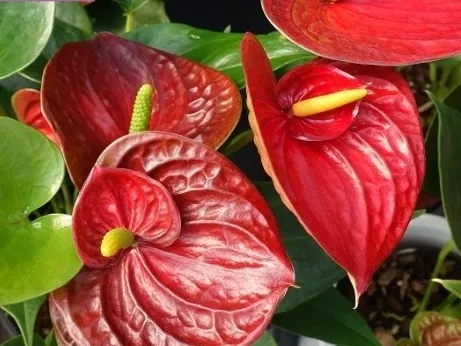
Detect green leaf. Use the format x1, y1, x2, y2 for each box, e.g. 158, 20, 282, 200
423, 85, 461, 196
429, 93, 461, 250
89, 0, 168, 34
272, 288, 379, 346
1, 334, 45, 346
2, 295, 46, 346
43, 3, 93, 59
122, 0, 170, 29
44, 330, 57, 346
22, 2, 93, 82
0, 3, 55, 79
423, 114, 440, 195
256, 182, 345, 313
412, 209, 426, 219
0, 118, 82, 305
433, 279, 461, 299
253, 332, 277, 346
126, 23, 315, 88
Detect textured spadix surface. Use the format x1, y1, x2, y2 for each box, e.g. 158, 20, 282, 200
241, 33, 425, 302
262, 0, 461, 65
50, 133, 294, 346
42, 33, 241, 189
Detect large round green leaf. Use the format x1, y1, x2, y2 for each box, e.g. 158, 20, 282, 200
256, 182, 345, 313
0, 117, 82, 305
0, 2, 55, 79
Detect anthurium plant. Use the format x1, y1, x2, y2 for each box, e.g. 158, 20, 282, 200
1, 1, 461, 346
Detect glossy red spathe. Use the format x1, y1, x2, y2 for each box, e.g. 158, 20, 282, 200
41, 33, 241, 189
262, 0, 461, 65
11, 89, 59, 146
50, 132, 294, 346
241, 33, 425, 302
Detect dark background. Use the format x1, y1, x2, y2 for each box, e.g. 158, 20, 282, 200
166, 0, 274, 33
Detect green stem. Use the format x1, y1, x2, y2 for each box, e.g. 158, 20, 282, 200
418, 240, 456, 314
50, 197, 61, 214
61, 183, 73, 215
125, 12, 134, 33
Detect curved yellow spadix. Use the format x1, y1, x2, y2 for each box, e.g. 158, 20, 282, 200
100, 228, 135, 257
292, 88, 367, 117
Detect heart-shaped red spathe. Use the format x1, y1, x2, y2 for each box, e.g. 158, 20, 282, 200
262, 0, 461, 65
41, 33, 241, 189
72, 167, 181, 269
50, 132, 294, 346
241, 33, 425, 302
11, 89, 59, 146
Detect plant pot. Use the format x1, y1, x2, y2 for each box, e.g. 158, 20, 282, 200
297, 213, 454, 346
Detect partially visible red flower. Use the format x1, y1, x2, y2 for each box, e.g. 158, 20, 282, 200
42, 33, 241, 189
11, 89, 59, 147
262, 0, 461, 65
50, 132, 294, 346
241, 33, 425, 303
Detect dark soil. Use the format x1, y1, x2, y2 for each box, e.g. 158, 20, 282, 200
401, 64, 432, 113
339, 248, 461, 344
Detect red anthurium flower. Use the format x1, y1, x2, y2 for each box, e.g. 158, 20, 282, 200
42, 33, 241, 189
262, 0, 461, 65
50, 132, 294, 346
241, 33, 425, 303
11, 89, 59, 146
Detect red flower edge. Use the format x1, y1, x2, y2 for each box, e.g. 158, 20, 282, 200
42, 33, 242, 189
241, 33, 425, 302
262, 0, 461, 65
50, 132, 294, 346
11, 89, 59, 146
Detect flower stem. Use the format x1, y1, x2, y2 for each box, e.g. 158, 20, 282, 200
61, 183, 73, 215
418, 240, 456, 314
125, 12, 134, 33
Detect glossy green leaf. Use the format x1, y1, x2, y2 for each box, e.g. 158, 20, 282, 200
22, 3, 93, 82
0, 334, 45, 346
256, 183, 344, 313
253, 332, 277, 346
429, 94, 461, 250
433, 279, 461, 299
0, 118, 82, 305
273, 288, 379, 346
116, 0, 169, 28
126, 23, 315, 88
43, 3, 93, 59
88, 0, 168, 34
0, 3, 55, 79
2, 295, 46, 346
